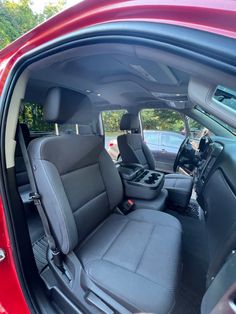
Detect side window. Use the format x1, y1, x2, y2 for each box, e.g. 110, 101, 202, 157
161, 133, 184, 148
144, 131, 158, 149
19, 102, 77, 134
19, 102, 54, 133
102, 110, 127, 160
141, 109, 185, 149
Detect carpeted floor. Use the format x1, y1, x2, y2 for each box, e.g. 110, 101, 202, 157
167, 208, 209, 314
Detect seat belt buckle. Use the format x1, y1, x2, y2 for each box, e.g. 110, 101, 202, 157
122, 199, 135, 214
51, 249, 63, 269
29, 192, 41, 205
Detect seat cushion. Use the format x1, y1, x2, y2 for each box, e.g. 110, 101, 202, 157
164, 173, 193, 208
77, 209, 182, 313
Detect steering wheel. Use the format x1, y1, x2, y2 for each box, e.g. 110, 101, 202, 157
173, 136, 190, 172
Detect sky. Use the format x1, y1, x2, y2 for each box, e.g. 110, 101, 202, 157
30, 0, 84, 13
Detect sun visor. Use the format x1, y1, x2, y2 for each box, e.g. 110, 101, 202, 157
188, 77, 236, 129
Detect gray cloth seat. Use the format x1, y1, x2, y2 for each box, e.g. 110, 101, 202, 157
28, 87, 182, 313
78, 210, 181, 313
118, 113, 193, 208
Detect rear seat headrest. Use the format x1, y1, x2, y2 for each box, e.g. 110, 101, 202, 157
44, 87, 93, 124
120, 113, 140, 131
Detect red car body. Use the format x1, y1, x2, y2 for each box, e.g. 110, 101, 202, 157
0, 1, 236, 312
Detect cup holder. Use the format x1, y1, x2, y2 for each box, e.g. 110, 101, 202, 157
145, 177, 155, 185
134, 171, 162, 185
151, 173, 159, 180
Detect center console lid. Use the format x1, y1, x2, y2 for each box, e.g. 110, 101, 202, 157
118, 163, 164, 200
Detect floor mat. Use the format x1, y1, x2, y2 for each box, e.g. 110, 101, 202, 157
174, 283, 201, 314
167, 209, 208, 313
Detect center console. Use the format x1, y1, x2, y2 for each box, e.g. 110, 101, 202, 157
118, 163, 164, 200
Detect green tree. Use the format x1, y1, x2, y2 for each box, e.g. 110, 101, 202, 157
0, 0, 38, 49
0, 0, 66, 50
19, 103, 54, 132
141, 109, 184, 132
102, 110, 126, 133
38, 0, 66, 22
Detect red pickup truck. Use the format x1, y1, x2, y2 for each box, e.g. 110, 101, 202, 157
0, 1, 236, 313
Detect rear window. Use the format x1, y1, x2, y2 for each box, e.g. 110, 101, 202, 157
19, 102, 77, 134
101, 110, 127, 161
19, 102, 54, 133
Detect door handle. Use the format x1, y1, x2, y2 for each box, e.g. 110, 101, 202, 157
161, 149, 166, 153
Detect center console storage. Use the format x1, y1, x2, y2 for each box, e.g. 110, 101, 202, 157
118, 163, 164, 200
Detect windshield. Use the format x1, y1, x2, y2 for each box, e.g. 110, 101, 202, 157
196, 106, 236, 136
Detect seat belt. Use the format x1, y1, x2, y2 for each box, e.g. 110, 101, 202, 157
17, 125, 63, 269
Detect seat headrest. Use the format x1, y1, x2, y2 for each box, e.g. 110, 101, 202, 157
44, 87, 93, 124
120, 113, 140, 131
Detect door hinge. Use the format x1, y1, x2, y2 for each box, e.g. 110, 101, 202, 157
0, 249, 6, 262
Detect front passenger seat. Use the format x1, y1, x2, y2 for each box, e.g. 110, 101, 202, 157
117, 113, 193, 209
28, 87, 182, 313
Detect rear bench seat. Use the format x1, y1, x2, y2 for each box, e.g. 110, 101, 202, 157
28, 87, 182, 313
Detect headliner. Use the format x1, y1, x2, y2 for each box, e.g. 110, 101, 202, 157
25, 43, 190, 111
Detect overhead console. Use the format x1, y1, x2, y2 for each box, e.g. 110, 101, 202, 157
118, 164, 164, 200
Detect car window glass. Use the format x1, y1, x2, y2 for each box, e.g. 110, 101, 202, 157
160, 133, 182, 146
19, 102, 54, 133
187, 117, 215, 150
187, 117, 213, 140
144, 131, 157, 146
19, 102, 76, 134
101, 110, 127, 160
141, 109, 185, 145
141, 109, 186, 153
141, 109, 185, 132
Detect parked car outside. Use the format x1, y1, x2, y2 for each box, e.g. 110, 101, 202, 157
107, 130, 184, 172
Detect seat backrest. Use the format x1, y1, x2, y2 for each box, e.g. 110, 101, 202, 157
28, 87, 123, 254
117, 113, 155, 170
79, 124, 94, 135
